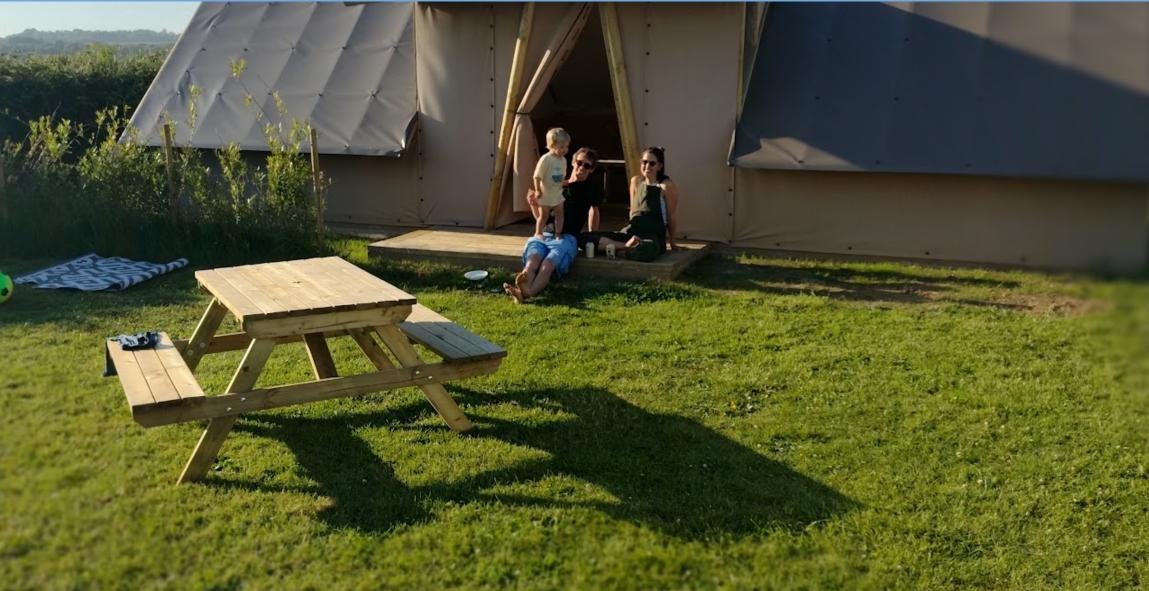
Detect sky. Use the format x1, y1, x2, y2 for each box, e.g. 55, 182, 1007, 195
0, 2, 198, 37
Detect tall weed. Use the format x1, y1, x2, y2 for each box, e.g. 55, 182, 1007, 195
0, 108, 326, 265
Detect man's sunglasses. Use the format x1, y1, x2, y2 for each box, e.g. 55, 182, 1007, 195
574, 160, 595, 169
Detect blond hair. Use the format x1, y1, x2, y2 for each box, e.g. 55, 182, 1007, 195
546, 127, 570, 149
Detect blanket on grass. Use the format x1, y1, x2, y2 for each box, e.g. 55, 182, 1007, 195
15, 253, 188, 291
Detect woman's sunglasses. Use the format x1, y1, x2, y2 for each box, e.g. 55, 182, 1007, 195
574, 160, 595, 169
641, 160, 659, 167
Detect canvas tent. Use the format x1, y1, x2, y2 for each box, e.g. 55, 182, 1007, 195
130, 2, 1149, 271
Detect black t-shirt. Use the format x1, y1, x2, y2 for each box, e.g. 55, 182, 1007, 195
557, 178, 605, 242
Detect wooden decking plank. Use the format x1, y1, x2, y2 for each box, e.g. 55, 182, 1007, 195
106, 340, 156, 408
154, 333, 205, 401
132, 348, 182, 405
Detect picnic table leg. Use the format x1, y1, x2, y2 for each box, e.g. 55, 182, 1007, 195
374, 325, 474, 433
177, 338, 275, 484
181, 298, 229, 371
302, 333, 338, 379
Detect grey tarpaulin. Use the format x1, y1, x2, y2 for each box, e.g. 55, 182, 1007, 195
126, 2, 417, 156
731, 3, 1149, 182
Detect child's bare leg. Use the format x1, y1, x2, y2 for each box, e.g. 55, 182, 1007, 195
534, 205, 551, 238
553, 202, 565, 236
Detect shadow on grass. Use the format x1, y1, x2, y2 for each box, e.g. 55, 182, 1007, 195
682, 256, 1027, 309
225, 386, 855, 539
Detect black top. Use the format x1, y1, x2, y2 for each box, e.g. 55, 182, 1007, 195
552, 178, 604, 243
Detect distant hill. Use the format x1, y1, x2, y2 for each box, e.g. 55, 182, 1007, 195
0, 29, 178, 55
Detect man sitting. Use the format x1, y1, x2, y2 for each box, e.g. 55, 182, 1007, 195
504, 147, 603, 303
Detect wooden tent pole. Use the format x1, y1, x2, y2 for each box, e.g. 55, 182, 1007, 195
162, 123, 177, 220
483, 2, 536, 230
600, 3, 640, 183
310, 126, 324, 243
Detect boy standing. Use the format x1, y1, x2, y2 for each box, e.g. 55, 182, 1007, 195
532, 128, 569, 239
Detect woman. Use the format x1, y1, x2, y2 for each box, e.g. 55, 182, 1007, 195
591, 146, 678, 260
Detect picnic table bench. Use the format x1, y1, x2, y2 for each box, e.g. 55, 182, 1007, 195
105, 257, 505, 485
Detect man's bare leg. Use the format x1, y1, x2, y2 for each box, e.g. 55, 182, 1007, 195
525, 260, 557, 298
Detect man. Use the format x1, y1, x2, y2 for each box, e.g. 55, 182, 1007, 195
504, 147, 604, 303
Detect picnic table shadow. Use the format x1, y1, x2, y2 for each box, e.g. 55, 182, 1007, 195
222, 387, 856, 539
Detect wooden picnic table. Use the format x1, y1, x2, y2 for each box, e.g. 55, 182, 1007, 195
105, 257, 505, 485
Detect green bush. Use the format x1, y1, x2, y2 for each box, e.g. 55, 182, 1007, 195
0, 45, 165, 145
0, 108, 327, 264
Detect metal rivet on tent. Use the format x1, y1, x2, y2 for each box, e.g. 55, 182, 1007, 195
925, 251, 931, 256
814, 96, 820, 100
646, 51, 650, 56
826, 37, 832, 43
798, 159, 805, 164
644, 122, 648, 126
893, 96, 899, 101
904, 37, 910, 42
964, 163, 972, 168
243, 48, 248, 52
874, 160, 881, 165
847, 246, 853, 250
644, 89, 649, 93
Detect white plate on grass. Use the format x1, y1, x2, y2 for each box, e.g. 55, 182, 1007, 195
464, 270, 489, 282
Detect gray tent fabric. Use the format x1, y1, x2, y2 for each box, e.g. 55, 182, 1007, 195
731, 3, 1149, 182
126, 2, 416, 156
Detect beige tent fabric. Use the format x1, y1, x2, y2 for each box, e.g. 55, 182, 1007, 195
733, 168, 1149, 272
502, 3, 595, 214
614, 3, 742, 242
414, 4, 500, 226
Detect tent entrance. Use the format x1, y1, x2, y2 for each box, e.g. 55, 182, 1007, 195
529, 9, 629, 227
491, 3, 639, 230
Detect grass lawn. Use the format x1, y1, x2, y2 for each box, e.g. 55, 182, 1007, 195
2, 239, 1147, 589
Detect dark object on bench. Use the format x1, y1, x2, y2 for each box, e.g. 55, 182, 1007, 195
103, 331, 161, 377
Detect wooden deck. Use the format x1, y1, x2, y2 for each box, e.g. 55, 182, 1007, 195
368, 229, 711, 280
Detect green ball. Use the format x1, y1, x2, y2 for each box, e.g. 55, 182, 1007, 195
0, 273, 12, 304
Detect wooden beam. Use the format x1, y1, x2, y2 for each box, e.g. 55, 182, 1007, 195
132, 357, 500, 428
180, 298, 228, 370
599, 3, 641, 183
162, 123, 177, 221
177, 338, 275, 484
309, 126, 324, 242
303, 333, 338, 379
483, 2, 535, 230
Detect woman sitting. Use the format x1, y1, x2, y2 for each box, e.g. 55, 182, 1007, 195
587, 146, 678, 261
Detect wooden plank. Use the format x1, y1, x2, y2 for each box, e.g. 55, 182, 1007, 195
107, 340, 156, 408
484, 2, 536, 230
324, 257, 415, 306
399, 323, 473, 361
600, 3, 641, 182
177, 338, 275, 484
133, 348, 181, 405
154, 333, 205, 401
241, 263, 313, 317
182, 298, 228, 371
135, 358, 501, 428
376, 324, 474, 432
231, 264, 299, 318
194, 270, 263, 320
302, 333, 338, 379
403, 305, 504, 358
349, 328, 395, 369
244, 304, 412, 339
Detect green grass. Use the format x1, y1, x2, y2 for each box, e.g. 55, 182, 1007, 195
2, 241, 1147, 590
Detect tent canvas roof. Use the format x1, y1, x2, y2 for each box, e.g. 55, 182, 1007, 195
731, 2, 1149, 182
127, 2, 417, 156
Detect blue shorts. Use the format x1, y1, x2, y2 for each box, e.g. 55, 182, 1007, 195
522, 234, 577, 279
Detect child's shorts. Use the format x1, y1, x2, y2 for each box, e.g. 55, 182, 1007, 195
536, 189, 565, 208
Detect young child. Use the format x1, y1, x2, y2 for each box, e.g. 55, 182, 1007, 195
532, 127, 569, 238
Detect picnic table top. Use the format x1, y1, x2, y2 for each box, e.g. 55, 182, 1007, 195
195, 257, 415, 323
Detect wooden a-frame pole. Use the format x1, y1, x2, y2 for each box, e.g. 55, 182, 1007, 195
600, 3, 641, 183
483, 2, 536, 230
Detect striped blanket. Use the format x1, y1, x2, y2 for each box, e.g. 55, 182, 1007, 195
15, 253, 188, 291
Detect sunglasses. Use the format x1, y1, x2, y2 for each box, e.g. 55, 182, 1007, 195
574, 160, 595, 169
641, 160, 659, 167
